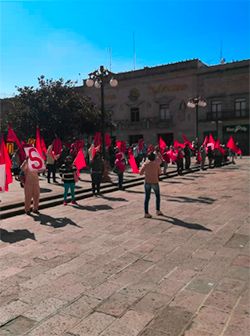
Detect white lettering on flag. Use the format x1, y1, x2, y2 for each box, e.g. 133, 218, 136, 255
24, 147, 45, 171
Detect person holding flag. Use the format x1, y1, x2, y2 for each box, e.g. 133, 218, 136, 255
20, 148, 44, 215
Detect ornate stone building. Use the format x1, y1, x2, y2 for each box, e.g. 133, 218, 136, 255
80, 59, 250, 154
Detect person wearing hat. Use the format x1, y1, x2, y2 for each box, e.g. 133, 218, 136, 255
59, 156, 77, 205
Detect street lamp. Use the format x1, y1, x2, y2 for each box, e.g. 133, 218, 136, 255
85, 65, 118, 159
187, 97, 207, 140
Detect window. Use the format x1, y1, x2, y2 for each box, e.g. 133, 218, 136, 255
235, 98, 246, 117
211, 101, 222, 119
130, 108, 140, 122
129, 135, 143, 145
159, 104, 171, 120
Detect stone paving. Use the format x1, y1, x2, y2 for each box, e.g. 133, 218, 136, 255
0, 158, 249, 336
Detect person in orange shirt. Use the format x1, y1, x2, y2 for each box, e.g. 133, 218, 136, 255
139, 152, 163, 218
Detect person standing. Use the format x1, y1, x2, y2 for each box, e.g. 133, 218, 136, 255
59, 156, 77, 205
20, 157, 41, 215
114, 152, 126, 190
90, 150, 104, 196
46, 144, 58, 183
200, 145, 206, 170
139, 152, 163, 218
184, 143, 191, 170
176, 147, 184, 175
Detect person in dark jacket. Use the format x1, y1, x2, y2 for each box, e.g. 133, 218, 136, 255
184, 143, 191, 170
114, 152, 126, 190
90, 150, 104, 196
176, 147, 184, 175
59, 156, 77, 205
207, 146, 214, 168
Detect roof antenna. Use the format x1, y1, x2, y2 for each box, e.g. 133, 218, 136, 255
220, 40, 225, 64
108, 47, 112, 71
133, 32, 136, 70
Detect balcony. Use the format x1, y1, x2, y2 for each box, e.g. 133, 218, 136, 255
114, 116, 174, 130
199, 110, 249, 122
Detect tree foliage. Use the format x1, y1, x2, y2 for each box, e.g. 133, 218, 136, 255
4, 76, 101, 142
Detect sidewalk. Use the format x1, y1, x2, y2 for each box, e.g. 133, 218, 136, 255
0, 158, 249, 336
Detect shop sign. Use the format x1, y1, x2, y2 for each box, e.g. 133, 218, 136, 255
225, 125, 248, 133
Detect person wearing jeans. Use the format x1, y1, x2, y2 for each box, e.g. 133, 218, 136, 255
59, 156, 77, 205
139, 152, 163, 218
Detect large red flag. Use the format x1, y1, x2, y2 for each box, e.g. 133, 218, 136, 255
36, 127, 46, 160
116, 140, 126, 153
105, 133, 111, 148
0, 137, 13, 191
7, 126, 25, 162
214, 139, 226, 155
94, 132, 102, 146
202, 135, 208, 147
173, 140, 185, 149
208, 133, 215, 145
41, 137, 47, 156
128, 152, 139, 173
226, 136, 239, 153
138, 138, 144, 151
73, 149, 87, 176
52, 137, 62, 155
182, 134, 194, 149
159, 137, 166, 152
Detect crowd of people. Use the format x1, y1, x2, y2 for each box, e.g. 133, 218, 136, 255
10, 137, 240, 217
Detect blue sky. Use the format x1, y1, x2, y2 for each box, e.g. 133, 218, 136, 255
1, 0, 249, 98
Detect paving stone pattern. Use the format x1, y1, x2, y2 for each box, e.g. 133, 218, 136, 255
0, 158, 249, 335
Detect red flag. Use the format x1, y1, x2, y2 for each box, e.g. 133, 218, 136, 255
116, 140, 126, 153
226, 136, 239, 153
41, 137, 47, 155
208, 133, 215, 145
202, 136, 208, 147
128, 152, 139, 173
6, 126, 25, 162
182, 134, 194, 150
138, 138, 144, 151
167, 149, 177, 162
52, 137, 62, 155
105, 133, 111, 148
159, 137, 166, 151
73, 149, 87, 176
214, 139, 226, 155
36, 127, 46, 160
0, 137, 13, 191
94, 132, 102, 146
173, 140, 185, 149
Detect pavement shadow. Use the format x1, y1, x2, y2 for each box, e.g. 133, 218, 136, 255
73, 204, 113, 211
156, 216, 212, 231
99, 195, 128, 202
167, 196, 216, 204
31, 214, 81, 228
160, 180, 183, 184
40, 188, 52, 193
0, 228, 36, 243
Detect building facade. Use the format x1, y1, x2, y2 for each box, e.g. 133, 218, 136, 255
80, 59, 250, 154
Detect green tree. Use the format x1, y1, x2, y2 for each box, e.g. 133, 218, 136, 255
4, 76, 100, 142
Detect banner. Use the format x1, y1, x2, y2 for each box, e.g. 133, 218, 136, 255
24, 147, 46, 171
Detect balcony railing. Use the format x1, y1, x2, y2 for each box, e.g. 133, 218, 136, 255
114, 116, 174, 130
199, 110, 249, 122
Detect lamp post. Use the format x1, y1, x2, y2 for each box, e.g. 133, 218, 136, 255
187, 97, 207, 140
85, 65, 118, 159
